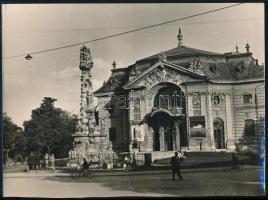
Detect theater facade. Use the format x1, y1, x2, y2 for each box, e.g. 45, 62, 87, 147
94, 30, 264, 154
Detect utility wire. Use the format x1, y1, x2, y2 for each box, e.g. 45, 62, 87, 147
4, 3, 243, 60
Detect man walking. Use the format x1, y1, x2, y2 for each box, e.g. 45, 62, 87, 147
170, 152, 184, 180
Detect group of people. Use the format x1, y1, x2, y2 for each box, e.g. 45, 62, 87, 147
44, 153, 55, 169
170, 151, 240, 181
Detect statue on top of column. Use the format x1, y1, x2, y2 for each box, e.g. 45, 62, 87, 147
80, 45, 93, 71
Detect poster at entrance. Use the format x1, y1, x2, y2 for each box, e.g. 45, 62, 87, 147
189, 116, 206, 137
136, 129, 144, 142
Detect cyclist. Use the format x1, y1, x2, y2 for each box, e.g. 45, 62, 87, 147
82, 158, 89, 176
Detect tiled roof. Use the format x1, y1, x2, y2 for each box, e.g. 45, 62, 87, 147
94, 45, 264, 95
138, 45, 223, 62
94, 68, 129, 95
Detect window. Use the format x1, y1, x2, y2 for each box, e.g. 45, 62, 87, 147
243, 94, 252, 104
109, 127, 116, 141
245, 119, 255, 136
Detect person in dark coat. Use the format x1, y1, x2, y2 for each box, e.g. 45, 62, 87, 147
170, 152, 183, 180
82, 158, 89, 176
231, 152, 239, 169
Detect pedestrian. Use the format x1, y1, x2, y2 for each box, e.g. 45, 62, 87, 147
49, 154, 55, 167
231, 152, 238, 170
44, 153, 49, 169
82, 158, 89, 176
170, 152, 183, 180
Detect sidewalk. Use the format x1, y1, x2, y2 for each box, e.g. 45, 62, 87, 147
3, 165, 260, 178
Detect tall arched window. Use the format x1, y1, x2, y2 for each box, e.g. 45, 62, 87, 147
153, 85, 185, 113
245, 119, 255, 136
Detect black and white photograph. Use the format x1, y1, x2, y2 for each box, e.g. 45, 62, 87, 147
2, 2, 266, 197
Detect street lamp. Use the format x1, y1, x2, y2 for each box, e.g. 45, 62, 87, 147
25, 54, 33, 60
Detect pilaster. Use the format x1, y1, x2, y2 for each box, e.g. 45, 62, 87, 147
225, 94, 235, 150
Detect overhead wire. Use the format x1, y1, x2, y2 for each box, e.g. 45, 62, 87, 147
3, 3, 243, 60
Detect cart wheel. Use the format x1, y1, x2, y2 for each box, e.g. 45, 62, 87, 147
86, 170, 95, 179
71, 168, 81, 179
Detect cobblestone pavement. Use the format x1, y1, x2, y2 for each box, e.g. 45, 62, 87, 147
3, 168, 265, 197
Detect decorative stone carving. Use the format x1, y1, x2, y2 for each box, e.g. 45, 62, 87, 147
158, 52, 167, 62
130, 64, 141, 75
142, 65, 194, 89
79, 45, 93, 71
212, 95, 221, 106
211, 93, 225, 108
192, 93, 201, 109
190, 58, 203, 70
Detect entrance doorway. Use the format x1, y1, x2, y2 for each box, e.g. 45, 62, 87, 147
213, 118, 225, 149
150, 111, 182, 151
151, 112, 173, 151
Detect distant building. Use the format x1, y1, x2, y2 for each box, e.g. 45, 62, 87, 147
94, 29, 264, 156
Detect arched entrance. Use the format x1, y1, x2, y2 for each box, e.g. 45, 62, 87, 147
213, 118, 225, 149
151, 112, 175, 151
148, 84, 187, 151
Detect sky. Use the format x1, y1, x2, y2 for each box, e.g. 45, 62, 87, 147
2, 3, 264, 127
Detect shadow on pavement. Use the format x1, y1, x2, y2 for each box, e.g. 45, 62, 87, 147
41, 168, 264, 197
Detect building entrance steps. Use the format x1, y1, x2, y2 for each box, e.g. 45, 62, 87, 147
151, 151, 258, 167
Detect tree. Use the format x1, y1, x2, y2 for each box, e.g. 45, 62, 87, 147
3, 113, 26, 164
23, 97, 77, 159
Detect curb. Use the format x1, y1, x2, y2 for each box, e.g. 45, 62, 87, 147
4, 166, 260, 178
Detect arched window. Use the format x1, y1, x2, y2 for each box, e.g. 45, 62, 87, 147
245, 119, 255, 136
154, 85, 185, 112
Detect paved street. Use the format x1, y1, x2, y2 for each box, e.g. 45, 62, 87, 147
3, 167, 265, 197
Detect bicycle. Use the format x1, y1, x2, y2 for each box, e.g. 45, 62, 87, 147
223, 161, 243, 172
230, 162, 243, 172
71, 167, 95, 179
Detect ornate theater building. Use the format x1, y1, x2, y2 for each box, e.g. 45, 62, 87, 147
94, 29, 264, 156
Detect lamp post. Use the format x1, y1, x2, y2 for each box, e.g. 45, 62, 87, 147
25, 54, 33, 60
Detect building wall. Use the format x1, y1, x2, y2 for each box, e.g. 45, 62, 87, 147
97, 94, 129, 153
232, 82, 265, 140
96, 78, 264, 154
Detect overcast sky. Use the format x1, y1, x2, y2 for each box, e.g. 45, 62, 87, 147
3, 3, 264, 127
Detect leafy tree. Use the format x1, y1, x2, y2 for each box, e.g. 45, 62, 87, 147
3, 113, 26, 164
23, 97, 77, 159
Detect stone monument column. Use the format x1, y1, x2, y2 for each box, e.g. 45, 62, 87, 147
70, 45, 115, 167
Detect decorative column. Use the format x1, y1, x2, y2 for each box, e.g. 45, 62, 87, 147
208, 93, 215, 150
225, 94, 235, 150
172, 121, 180, 151
159, 127, 165, 151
